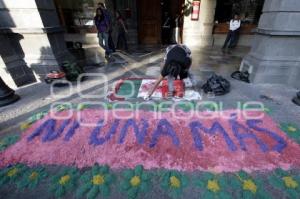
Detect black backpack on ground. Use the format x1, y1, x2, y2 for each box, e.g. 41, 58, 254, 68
202, 74, 231, 96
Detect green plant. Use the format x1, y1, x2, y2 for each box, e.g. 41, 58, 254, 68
61, 61, 83, 81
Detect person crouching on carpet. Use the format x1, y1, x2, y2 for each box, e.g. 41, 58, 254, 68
144, 44, 196, 100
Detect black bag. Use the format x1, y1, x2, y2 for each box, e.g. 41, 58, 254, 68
202, 74, 231, 96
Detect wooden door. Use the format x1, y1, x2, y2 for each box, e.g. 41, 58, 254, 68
137, 0, 161, 44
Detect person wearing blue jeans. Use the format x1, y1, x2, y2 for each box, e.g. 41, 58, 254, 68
98, 3, 116, 53
94, 8, 112, 58
98, 32, 112, 57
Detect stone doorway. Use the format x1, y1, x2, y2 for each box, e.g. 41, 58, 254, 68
137, 0, 184, 45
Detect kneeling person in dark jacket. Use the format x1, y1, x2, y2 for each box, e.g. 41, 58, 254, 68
145, 44, 196, 100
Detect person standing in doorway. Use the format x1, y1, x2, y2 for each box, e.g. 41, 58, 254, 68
94, 8, 112, 58
116, 10, 128, 51
222, 14, 241, 53
174, 12, 184, 44
98, 3, 115, 53
162, 12, 171, 45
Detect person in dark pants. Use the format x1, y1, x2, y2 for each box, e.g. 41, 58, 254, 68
116, 10, 128, 51
162, 12, 171, 45
222, 14, 241, 53
174, 12, 184, 44
144, 44, 197, 100
94, 8, 112, 58
98, 3, 115, 53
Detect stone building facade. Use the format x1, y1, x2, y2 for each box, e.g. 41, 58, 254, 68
0, 0, 299, 89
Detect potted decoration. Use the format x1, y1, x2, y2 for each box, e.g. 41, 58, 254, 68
61, 61, 84, 82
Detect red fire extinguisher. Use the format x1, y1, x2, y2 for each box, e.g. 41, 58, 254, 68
191, 0, 201, 21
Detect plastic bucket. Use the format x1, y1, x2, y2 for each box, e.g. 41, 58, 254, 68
161, 79, 185, 98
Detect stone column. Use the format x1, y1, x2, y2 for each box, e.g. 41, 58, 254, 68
0, 76, 20, 107
0, 33, 36, 87
183, 0, 217, 47
240, 0, 300, 89
0, 0, 74, 87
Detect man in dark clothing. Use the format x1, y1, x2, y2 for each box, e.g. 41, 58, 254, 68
161, 45, 191, 79
145, 44, 196, 100
162, 12, 172, 45
98, 3, 115, 53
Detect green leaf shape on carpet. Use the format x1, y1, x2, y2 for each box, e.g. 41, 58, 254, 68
0, 134, 20, 152
16, 167, 48, 190
0, 164, 27, 187
120, 165, 151, 199
50, 167, 79, 198
76, 164, 114, 199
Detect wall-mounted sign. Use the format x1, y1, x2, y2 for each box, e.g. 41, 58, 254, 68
191, 0, 201, 21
